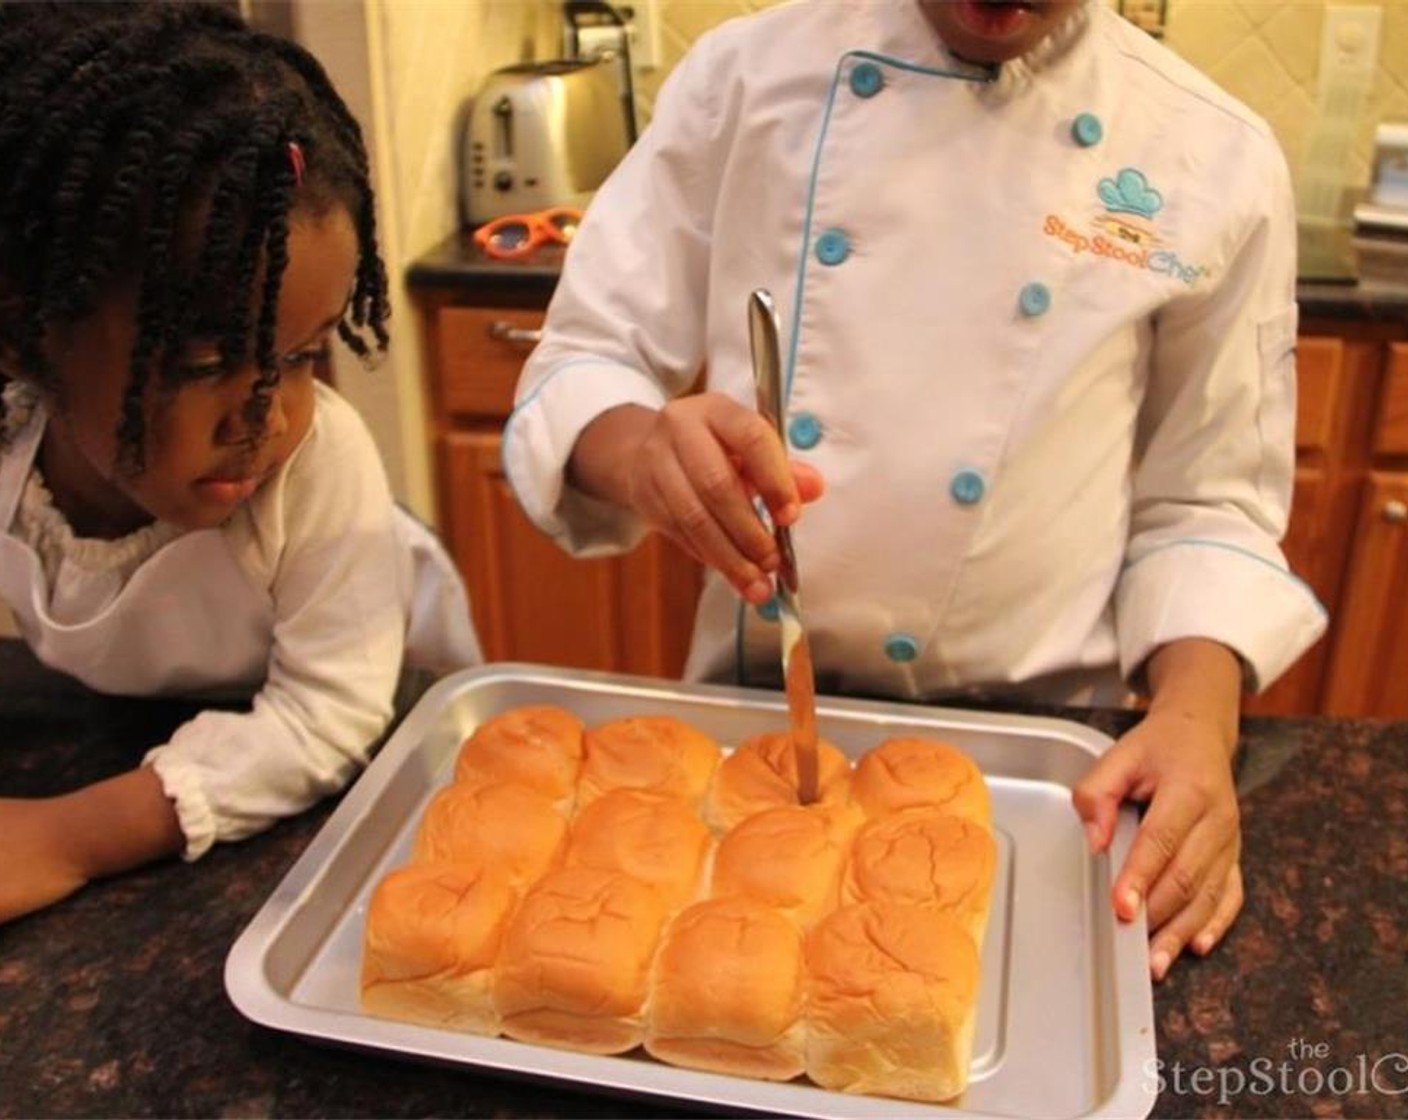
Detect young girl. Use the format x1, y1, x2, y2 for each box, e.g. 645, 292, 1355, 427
0, 1, 481, 923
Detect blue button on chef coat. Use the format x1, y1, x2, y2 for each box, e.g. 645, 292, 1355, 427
815, 228, 850, 266
950, 468, 986, 505
1072, 112, 1103, 147
884, 633, 920, 662
850, 62, 884, 98
789, 412, 822, 450
1019, 281, 1051, 317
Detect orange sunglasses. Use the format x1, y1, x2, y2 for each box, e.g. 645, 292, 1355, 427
473, 206, 583, 261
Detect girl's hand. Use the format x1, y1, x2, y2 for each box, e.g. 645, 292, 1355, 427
568, 397, 825, 603
0, 797, 91, 922
0, 768, 184, 924
1071, 638, 1244, 981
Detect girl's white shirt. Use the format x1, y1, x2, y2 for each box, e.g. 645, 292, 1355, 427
504, 0, 1327, 705
0, 380, 481, 858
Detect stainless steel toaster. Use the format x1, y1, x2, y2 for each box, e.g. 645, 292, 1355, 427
462, 59, 631, 227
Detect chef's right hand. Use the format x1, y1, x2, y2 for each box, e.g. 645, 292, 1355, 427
568, 397, 825, 603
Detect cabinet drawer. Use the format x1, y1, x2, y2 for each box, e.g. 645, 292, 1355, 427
437, 306, 545, 418
1295, 335, 1342, 453
1375, 342, 1408, 455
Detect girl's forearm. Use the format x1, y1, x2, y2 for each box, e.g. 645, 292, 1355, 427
54, 766, 186, 878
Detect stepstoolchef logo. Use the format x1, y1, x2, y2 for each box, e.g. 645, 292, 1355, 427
1043, 167, 1210, 287
1144, 1037, 1408, 1107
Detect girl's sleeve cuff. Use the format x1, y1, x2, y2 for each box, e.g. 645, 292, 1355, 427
144, 750, 217, 862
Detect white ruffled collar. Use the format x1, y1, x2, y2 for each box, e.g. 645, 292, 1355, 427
4, 381, 182, 581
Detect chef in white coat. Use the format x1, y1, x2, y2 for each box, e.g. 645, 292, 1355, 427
504, 0, 1326, 977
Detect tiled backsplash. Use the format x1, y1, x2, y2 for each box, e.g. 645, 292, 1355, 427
632, 0, 1408, 188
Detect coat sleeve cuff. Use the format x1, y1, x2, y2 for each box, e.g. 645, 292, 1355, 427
1115, 540, 1328, 694
502, 360, 670, 556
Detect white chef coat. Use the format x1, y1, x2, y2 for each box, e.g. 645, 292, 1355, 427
503, 0, 1326, 706
0, 381, 481, 858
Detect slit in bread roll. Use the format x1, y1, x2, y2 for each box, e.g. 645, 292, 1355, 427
493, 866, 669, 1054
413, 780, 566, 890
703, 731, 852, 834
645, 897, 805, 1080
842, 807, 997, 944
577, 716, 722, 809
361, 862, 517, 1034
852, 737, 991, 827
564, 789, 713, 909
805, 902, 980, 1102
710, 803, 861, 929
453, 704, 584, 806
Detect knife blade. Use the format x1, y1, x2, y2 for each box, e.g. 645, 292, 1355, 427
748, 288, 820, 807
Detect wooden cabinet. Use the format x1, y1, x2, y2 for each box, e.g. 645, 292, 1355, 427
416, 287, 701, 678
1246, 329, 1408, 716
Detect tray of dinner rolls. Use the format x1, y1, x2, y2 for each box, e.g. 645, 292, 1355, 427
226, 663, 1156, 1119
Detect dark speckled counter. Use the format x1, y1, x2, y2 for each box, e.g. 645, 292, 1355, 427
1, 638, 1405, 1119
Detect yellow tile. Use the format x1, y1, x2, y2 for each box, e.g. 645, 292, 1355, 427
660, 0, 754, 45
1260, 1, 1325, 86
1164, 1, 1256, 75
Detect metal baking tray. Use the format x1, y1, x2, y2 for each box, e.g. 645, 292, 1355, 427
226, 664, 1156, 1120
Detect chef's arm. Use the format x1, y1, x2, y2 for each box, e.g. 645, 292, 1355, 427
1074, 635, 1245, 979
1114, 131, 1324, 693
503, 29, 731, 557
0, 769, 184, 923
1143, 637, 1242, 758
567, 398, 823, 603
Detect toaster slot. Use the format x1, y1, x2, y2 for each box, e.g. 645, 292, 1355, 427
491, 95, 514, 159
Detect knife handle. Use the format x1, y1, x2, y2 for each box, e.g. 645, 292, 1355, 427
748, 289, 800, 595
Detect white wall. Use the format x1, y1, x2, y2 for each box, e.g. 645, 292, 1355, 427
295, 0, 554, 524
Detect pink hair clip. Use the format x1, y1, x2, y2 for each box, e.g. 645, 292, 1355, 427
287, 140, 305, 187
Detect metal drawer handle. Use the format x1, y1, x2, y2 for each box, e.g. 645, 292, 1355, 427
1385, 499, 1407, 525
488, 320, 543, 345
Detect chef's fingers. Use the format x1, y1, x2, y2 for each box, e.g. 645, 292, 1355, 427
791, 462, 826, 510
1191, 862, 1244, 956
1146, 846, 1237, 981
670, 409, 782, 573
1142, 801, 1238, 933
1111, 786, 1203, 924
647, 452, 773, 603
1071, 747, 1142, 856
702, 399, 800, 526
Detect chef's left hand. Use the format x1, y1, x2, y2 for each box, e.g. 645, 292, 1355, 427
1071, 638, 1244, 981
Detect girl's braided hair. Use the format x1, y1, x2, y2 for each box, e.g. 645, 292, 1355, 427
0, 0, 389, 468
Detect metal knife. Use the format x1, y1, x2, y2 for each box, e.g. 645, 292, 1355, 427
748, 288, 820, 806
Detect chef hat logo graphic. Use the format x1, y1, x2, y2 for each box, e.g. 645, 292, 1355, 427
1097, 168, 1163, 219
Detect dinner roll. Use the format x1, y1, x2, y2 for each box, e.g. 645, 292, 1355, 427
361, 862, 517, 1034
453, 704, 585, 805
710, 804, 861, 929
842, 807, 997, 943
412, 780, 566, 890
564, 789, 712, 909
645, 897, 805, 1080
577, 716, 721, 808
704, 731, 852, 834
493, 866, 669, 1054
806, 902, 981, 1102
851, 737, 990, 826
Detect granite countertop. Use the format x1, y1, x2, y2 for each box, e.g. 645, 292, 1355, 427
1, 638, 1405, 1119
407, 229, 1408, 324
